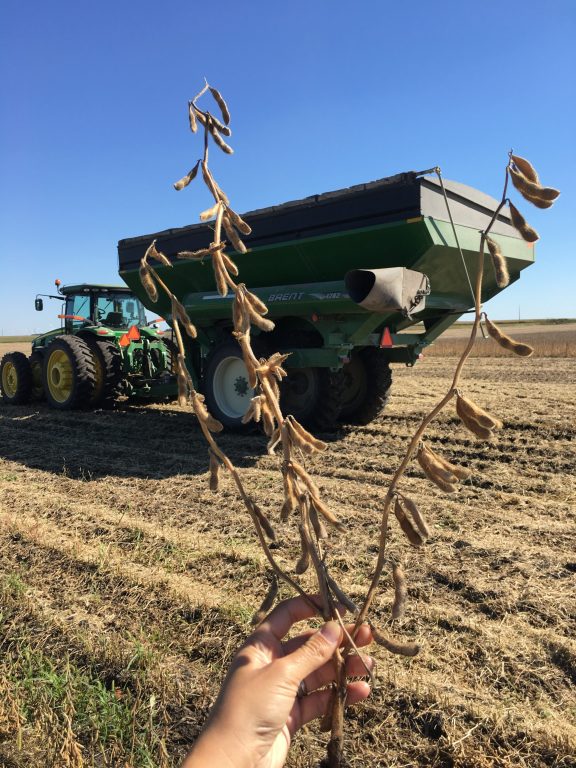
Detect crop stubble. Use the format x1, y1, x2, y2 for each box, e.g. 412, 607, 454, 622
0, 355, 574, 766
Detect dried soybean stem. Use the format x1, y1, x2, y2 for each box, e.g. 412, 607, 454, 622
328, 587, 375, 684
354, 170, 510, 636
144, 85, 350, 766
171, 315, 186, 361
260, 376, 285, 426
300, 498, 331, 620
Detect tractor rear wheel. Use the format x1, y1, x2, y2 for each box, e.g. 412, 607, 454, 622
0, 352, 33, 405
29, 350, 46, 401
338, 347, 392, 425
280, 367, 343, 431
159, 337, 178, 374
42, 335, 97, 410
84, 338, 122, 407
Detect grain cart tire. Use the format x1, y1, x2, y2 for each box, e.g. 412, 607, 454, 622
204, 340, 261, 431
84, 338, 122, 408
339, 348, 392, 425
29, 351, 46, 401
42, 335, 97, 410
0, 352, 33, 405
280, 367, 343, 431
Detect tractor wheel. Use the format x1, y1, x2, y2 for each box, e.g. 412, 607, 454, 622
42, 335, 97, 410
161, 337, 178, 374
203, 340, 259, 431
0, 352, 33, 405
84, 338, 122, 408
338, 348, 392, 425
29, 350, 46, 401
280, 367, 344, 431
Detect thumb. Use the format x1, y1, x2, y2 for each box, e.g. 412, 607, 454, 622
283, 621, 342, 683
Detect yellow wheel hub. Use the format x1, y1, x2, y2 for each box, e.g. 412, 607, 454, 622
46, 350, 74, 403
1, 362, 18, 398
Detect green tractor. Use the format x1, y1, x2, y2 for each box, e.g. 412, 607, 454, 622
0, 281, 177, 409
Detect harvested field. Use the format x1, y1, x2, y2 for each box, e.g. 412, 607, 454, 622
0, 352, 575, 767
424, 322, 576, 358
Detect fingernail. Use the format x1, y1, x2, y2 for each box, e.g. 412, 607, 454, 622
319, 621, 341, 644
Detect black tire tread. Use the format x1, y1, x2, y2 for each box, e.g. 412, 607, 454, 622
353, 348, 392, 425
29, 350, 46, 401
43, 335, 97, 410
0, 351, 33, 405
309, 369, 344, 431
161, 337, 179, 374
84, 337, 123, 408
339, 348, 393, 425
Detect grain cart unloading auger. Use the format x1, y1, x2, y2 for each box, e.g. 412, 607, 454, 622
0, 282, 175, 409
117, 170, 534, 429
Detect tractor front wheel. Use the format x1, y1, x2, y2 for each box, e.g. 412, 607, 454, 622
43, 336, 97, 410
0, 352, 33, 405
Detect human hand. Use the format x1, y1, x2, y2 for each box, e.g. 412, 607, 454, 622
182, 596, 374, 768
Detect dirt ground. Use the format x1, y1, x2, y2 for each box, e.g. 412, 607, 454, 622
0, 348, 575, 766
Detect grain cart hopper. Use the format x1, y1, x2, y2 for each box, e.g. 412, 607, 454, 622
116, 170, 533, 430
0, 282, 175, 409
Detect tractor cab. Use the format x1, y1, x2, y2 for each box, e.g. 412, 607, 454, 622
58, 284, 148, 332
34, 281, 149, 334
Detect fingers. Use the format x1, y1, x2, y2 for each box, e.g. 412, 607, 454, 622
290, 681, 372, 735
281, 621, 343, 684
344, 680, 371, 706
257, 595, 324, 641
283, 623, 374, 694
302, 651, 375, 695
283, 622, 372, 655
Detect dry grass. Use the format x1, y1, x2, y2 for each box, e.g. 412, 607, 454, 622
0, 355, 575, 766
424, 323, 576, 358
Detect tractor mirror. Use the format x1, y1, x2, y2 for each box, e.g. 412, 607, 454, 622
35, 298, 44, 311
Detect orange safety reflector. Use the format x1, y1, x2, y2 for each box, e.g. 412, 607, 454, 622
96, 329, 109, 335
380, 327, 393, 348
58, 314, 87, 321
150, 318, 164, 324
127, 325, 141, 341
119, 334, 131, 347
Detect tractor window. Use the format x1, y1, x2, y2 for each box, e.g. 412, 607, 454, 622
95, 293, 147, 328
65, 295, 91, 328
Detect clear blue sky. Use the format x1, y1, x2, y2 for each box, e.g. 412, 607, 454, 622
1, 0, 574, 334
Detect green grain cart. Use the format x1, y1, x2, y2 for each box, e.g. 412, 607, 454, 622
117, 170, 534, 429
